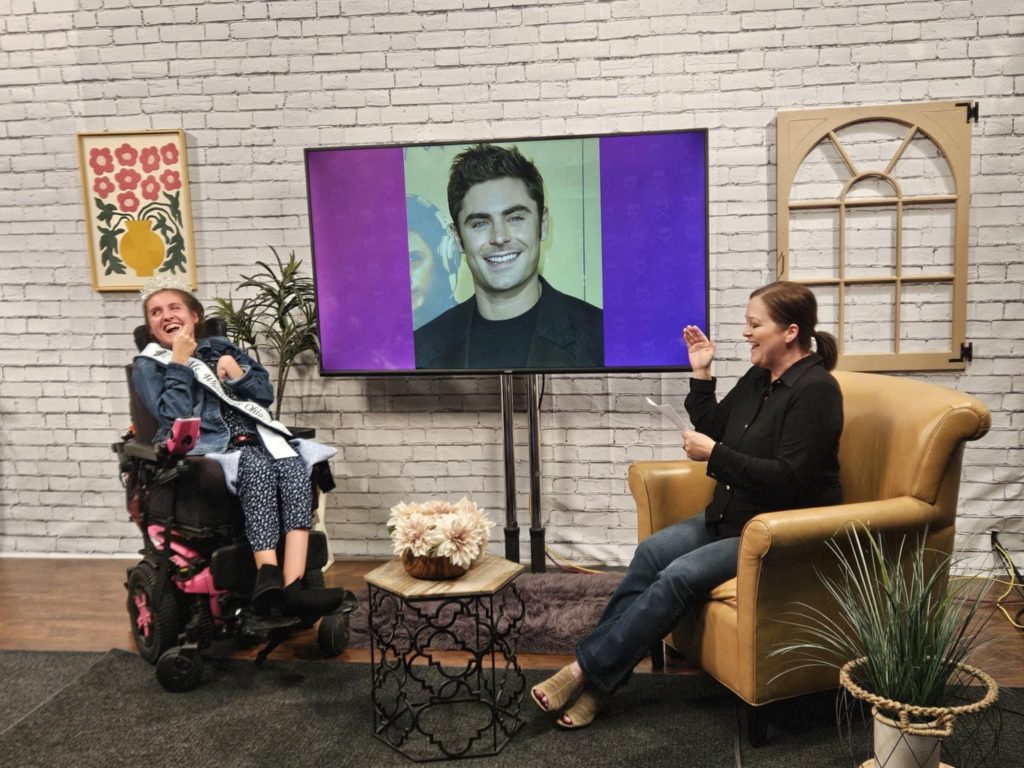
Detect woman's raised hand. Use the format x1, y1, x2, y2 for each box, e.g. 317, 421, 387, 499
170, 321, 197, 364
683, 325, 716, 375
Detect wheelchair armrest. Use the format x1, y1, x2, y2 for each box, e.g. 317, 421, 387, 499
120, 440, 191, 484
122, 440, 160, 463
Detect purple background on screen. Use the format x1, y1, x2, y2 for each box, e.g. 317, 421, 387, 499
306, 148, 415, 372
599, 133, 708, 367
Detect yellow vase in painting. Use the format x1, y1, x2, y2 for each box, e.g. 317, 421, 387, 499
121, 219, 164, 277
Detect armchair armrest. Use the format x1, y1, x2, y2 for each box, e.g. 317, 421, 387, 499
738, 495, 946, 567
732, 496, 948, 678
629, 460, 716, 541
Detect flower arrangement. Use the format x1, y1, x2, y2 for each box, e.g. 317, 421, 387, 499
387, 498, 494, 570
87, 140, 187, 277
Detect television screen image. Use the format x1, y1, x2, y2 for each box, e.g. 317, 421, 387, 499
304, 130, 708, 376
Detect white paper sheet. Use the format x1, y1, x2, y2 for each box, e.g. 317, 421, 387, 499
645, 397, 689, 431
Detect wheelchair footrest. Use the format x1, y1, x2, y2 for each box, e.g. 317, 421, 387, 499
242, 614, 301, 636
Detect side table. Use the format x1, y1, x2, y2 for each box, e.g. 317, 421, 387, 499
365, 553, 526, 762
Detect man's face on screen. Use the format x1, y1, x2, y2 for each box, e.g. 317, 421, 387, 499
453, 176, 548, 299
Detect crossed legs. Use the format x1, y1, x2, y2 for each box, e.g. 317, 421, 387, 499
533, 516, 740, 728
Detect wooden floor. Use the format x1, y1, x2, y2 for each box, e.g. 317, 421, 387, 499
1, 558, 1021, 686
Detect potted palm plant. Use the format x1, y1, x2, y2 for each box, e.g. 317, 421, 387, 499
771, 524, 997, 768
209, 247, 319, 420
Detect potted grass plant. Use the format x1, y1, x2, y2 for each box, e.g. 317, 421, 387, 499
209, 247, 319, 420
771, 524, 997, 768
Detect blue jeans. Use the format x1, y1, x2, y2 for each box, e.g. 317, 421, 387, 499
575, 516, 740, 693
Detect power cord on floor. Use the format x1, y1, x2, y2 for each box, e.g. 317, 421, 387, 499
990, 530, 1024, 631
544, 545, 605, 574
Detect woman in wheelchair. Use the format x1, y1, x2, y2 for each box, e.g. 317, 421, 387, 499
134, 283, 346, 621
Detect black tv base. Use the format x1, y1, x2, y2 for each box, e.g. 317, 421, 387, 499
500, 373, 546, 573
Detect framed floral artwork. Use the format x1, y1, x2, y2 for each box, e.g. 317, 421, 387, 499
77, 129, 198, 292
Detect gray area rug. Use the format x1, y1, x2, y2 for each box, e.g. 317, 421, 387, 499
1, 649, 1021, 767
347, 570, 625, 654
0, 648, 736, 768
0, 651, 105, 734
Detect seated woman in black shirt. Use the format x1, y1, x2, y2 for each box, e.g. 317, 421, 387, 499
531, 280, 843, 729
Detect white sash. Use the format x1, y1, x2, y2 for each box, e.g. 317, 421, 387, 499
139, 343, 297, 459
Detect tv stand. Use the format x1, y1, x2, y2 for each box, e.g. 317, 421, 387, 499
499, 373, 546, 573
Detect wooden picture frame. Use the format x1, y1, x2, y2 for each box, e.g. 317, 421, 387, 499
77, 129, 198, 292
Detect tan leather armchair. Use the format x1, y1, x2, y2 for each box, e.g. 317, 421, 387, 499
628, 370, 991, 733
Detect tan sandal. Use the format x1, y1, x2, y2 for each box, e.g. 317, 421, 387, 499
557, 688, 606, 729
531, 665, 584, 712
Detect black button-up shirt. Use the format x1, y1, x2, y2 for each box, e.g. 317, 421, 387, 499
684, 353, 843, 536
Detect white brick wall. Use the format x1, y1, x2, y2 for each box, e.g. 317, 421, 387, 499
1, 0, 1021, 571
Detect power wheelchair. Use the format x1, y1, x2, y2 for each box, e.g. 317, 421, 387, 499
112, 319, 356, 692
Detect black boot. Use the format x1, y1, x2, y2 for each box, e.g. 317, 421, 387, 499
282, 579, 347, 622
251, 564, 284, 615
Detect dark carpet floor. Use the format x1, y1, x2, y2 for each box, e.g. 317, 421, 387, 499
0, 650, 105, 734
0, 649, 735, 768
1, 649, 1021, 768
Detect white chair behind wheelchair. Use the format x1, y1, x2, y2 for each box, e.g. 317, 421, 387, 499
112, 317, 357, 692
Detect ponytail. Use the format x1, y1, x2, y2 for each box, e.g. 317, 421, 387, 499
814, 330, 838, 371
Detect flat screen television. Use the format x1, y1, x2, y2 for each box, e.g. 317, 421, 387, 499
304, 130, 708, 376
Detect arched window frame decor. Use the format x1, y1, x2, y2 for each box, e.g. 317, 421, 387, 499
776, 101, 975, 372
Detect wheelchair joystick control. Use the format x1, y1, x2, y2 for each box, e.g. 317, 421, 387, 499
166, 417, 200, 456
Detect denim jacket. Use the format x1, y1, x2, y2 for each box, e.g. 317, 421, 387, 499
131, 336, 274, 455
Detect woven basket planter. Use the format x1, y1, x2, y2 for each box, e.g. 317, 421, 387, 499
838, 657, 999, 768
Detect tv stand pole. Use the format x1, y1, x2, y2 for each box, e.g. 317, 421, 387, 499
498, 373, 546, 573
499, 373, 519, 563
526, 374, 545, 573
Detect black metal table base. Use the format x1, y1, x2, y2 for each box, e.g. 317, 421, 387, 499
368, 581, 526, 762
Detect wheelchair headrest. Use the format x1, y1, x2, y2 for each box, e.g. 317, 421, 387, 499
132, 317, 229, 352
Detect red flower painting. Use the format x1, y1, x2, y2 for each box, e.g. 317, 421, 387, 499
89, 147, 114, 176
140, 175, 161, 201
117, 191, 140, 213
160, 142, 179, 165
160, 169, 181, 190
80, 131, 192, 284
93, 176, 115, 199
115, 143, 138, 167
139, 146, 161, 173
115, 167, 141, 191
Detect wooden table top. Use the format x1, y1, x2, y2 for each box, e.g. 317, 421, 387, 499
364, 552, 525, 599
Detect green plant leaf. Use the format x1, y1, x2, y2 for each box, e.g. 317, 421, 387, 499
770, 523, 990, 708
209, 246, 320, 415
94, 198, 118, 226
164, 191, 182, 226
150, 212, 172, 240
159, 232, 186, 274
98, 225, 127, 275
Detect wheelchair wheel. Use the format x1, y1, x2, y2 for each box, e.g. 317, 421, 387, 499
317, 610, 350, 657
155, 647, 203, 692
126, 562, 180, 665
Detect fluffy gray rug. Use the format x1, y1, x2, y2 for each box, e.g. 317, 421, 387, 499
346, 570, 624, 654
